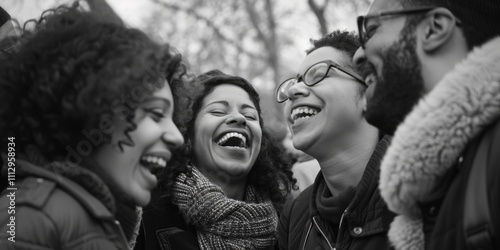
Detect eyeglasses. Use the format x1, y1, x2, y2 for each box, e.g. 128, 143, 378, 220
357, 7, 435, 49
276, 60, 366, 103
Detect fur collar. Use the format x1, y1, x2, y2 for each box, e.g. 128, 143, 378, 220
379, 37, 500, 249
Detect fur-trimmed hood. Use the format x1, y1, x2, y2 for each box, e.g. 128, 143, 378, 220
379, 37, 500, 249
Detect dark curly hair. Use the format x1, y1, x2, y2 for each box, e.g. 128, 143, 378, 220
0, 4, 188, 165
306, 29, 366, 96
157, 69, 295, 209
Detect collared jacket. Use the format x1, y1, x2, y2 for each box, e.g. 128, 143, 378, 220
0, 160, 130, 250
134, 201, 200, 250
379, 37, 500, 250
279, 136, 394, 250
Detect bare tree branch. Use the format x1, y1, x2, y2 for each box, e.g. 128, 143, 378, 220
307, 0, 328, 36
151, 0, 264, 60
85, 0, 122, 25
243, 0, 281, 85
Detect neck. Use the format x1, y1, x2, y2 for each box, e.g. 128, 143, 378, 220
314, 125, 378, 196
200, 169, 248, 200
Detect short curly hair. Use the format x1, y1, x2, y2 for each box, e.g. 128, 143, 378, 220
0, 5, 188, 165
157, 70, 295, 209
306, 29, 366, 95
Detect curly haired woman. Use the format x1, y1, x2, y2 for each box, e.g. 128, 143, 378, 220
0, 5, 186, 249
135, 70, 295, 250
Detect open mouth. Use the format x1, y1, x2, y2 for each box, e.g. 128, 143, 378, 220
216, 132, 249, 149
140, 154, 168, 175
291, 106, 321, 123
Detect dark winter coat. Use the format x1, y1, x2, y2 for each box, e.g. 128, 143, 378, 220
0, 160, 131, 250
379, 37, 500, 250
134, 201, 200, 250
278, 136, 395, 250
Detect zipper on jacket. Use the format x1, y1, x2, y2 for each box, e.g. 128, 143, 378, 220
114, 220, 130, 250
334, 209, 348, 250
312, 217, 334, 250
302, 221, 314, 250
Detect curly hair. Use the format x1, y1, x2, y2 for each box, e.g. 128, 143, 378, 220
157, 70, 295, 209
0, 4, 188, 165
307, 30, 361, 70
306, 30, 366, 96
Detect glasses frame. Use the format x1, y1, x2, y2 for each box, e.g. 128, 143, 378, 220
357, 7, 436, 49
276, 60, 366, 103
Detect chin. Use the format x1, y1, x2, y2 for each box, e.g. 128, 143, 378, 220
133, 193, 151, 207
292, 136, 313, 153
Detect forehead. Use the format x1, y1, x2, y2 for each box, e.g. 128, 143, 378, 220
368, 0, 403, 14
152, 80, 173, 99
203, 84, 255, 106
299, 47, 348, 73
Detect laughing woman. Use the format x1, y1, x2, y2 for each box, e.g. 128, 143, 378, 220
0, 5, 185, 250
136, 70, 294, 250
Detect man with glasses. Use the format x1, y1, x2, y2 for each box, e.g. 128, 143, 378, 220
277, 30, 394, 250
353, 0, 500, 249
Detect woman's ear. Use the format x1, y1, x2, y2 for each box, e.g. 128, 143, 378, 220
420, 7, 460, 53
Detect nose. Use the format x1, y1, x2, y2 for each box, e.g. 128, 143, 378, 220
287, 82, 309, 101
353, 47, 367, 69
162, 121, 184, 149
226, 112, 247, 127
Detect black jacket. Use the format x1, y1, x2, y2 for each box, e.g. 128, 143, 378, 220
420, 120, 500, 250
134, 194, 200, 250
278, 136, 394, 250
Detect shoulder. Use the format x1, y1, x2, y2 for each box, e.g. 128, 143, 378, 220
0, 176, 106, 248
0, 162, 121, 249
281, 185, 313, 225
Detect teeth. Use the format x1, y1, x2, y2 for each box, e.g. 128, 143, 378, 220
291, 106, 319, 121
141, 155, 167, 168
216, 132, 247, 146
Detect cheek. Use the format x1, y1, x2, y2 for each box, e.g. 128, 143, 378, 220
284, 103, 292, 117
251, 124, 263, 145
132, 119, 164, 144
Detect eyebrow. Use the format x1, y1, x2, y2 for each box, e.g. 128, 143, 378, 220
204, 100, 256, 110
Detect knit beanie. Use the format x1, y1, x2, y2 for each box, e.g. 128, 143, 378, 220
445, 0, 500, 35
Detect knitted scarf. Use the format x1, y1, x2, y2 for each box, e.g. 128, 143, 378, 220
173, 167, 278, 250
379, 37, 500, 249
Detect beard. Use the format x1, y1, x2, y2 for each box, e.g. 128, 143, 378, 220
364, 31, 426, 136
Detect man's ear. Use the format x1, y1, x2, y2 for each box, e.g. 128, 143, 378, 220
420, 7, 459, 52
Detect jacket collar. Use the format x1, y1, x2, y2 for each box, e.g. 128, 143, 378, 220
379, 37, 500, 249
309, 135, 392, 234
18, 159, 116, 220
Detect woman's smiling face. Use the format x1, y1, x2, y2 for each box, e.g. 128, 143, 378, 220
94, 82, 184, 207
192, 84, 262, 184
